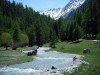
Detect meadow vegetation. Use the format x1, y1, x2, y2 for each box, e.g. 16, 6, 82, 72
44, 40, 100, 75
0, 47, 33, 66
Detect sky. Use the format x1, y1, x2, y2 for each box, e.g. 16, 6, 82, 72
9, 0, 70, 11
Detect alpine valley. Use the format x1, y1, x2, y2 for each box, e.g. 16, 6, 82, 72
0, 0, 100, 75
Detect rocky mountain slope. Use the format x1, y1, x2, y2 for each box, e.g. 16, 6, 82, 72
38, 0, 86, 20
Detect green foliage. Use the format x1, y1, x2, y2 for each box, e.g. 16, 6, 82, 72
58, 18, 67, 41
96, 34, 100, 40
0, 36, 1, 47
27, 26, 36, 47
1, 32, 13, 49
19, 33, 29, 44
0, 0, 99, 47
0, 0, 55, 46
0, 29, 2, 47
35, 23, 45, 46
0, 47, 33, 65
48, 40, 100, 75
73, 0, 100, 38
66, 21, 82, 41
50, 40, 57, 48
13, 24, 20, 43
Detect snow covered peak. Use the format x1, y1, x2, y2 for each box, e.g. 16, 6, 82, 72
39, 8, 61, 19
64, 0, 85, 10
38, 0, 86, 20
58, 0, 86, 19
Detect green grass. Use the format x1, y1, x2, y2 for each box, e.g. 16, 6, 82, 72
0, 47, 33, 66
44, 40, 100, 75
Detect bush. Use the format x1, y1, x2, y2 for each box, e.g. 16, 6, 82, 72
50, 40, 57, 48
12, 33, 29, 50
19, 33, 29, 44
96, 34, 100, 40
1, 32, 13, 50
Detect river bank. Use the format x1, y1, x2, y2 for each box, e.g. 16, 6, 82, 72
0, 47, 85, 75
0, 40, 100, 75
44, 40, 100, 75
0, 47, 33, 66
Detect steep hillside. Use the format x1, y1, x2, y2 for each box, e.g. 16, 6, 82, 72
38, 0, 86, 20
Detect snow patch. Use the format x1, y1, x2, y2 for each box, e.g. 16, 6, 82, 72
38, 0, 86, 20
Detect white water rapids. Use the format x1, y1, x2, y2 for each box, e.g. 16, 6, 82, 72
0, 47, 83, 75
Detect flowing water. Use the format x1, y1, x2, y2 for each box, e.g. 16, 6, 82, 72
0, 47, 82, 75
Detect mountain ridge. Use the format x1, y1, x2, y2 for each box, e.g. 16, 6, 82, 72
38, 0, 86, 20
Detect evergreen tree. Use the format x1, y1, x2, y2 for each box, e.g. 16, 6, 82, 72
0, 0, 55, 46
0, 0, 99, 46
58, 18, 67, 41
66, 21, 82, 41
27, 26, 36, 47
49, 29, 57, 48
35, 23, 45, 46
13, 24, 20, 43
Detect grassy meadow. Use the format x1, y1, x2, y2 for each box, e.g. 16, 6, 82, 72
0, 40, 100, 75
0, 47, 33, 66
44, 40, 100, 75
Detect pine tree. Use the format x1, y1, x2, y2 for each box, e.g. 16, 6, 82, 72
27, 26, 36, 47
13, 24, 20, 43
35, 22, 45, 46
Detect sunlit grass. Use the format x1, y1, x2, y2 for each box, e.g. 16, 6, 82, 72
0, 47, 33, 65
44, 40, 100, 75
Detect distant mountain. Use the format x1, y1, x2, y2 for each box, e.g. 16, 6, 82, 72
65, 0, 89, 20
39, 8, 61, 19
38, 0, 86, 20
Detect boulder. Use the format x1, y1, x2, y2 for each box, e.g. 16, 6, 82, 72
27, 52, 33, 56
83, 49, 90, 53
73, 56, 77, 61
32, 50, 37, 55
27, 50, 37, 56
51, 66, 56, 69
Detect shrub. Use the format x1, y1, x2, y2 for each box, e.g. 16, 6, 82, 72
96, 34, 100, 40
19, 33, 29, 44
1, 32, 13, 50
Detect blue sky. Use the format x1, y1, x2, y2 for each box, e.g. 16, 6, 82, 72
9, 0, 70, 11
